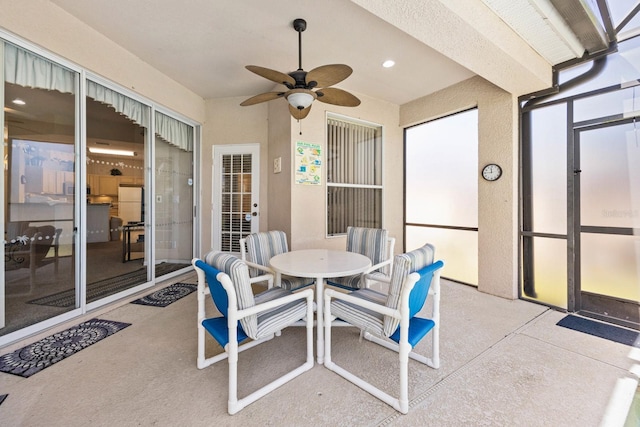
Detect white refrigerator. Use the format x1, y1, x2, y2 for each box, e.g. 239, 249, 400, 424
118, 185, 144, 224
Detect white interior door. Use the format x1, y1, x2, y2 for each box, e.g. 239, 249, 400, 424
212, 144, 260, 253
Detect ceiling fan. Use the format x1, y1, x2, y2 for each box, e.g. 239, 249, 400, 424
240, 18, 361, 120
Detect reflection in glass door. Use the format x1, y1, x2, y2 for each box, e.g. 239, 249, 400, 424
85, 80, 150, 305
2, 42, 78, 336
575, 120, 640, 328
154, 111, 194, 274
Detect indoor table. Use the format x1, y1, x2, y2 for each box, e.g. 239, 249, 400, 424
269, 249, 371, 364
122, 222, 145, 262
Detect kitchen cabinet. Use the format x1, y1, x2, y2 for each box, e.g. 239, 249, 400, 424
119, 176, 145, 186
87, 174, 143, 196
98, 176, 119, 195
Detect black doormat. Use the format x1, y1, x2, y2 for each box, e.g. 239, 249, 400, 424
27, 263, 190, 308
0, 318, 131, 378
130, 283, 197, 307
557, 315, 640, 347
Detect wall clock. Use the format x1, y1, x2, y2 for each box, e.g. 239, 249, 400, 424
482, 163, 502, 181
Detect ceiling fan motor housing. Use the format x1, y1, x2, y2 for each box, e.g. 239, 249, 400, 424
293, 18, 307, 32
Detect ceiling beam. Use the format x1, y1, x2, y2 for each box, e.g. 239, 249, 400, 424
350, 0, 553, 96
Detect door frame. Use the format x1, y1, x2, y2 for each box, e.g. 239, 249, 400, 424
571, 118, 640, 329
211, 143, 260, 252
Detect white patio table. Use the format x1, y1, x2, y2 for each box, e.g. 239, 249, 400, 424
269, 249, 371, 364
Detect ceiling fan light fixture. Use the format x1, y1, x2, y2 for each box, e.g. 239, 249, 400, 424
287, 91, 315, 110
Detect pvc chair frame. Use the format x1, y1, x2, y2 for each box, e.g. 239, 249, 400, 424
193, 258, 314, 415
324, 260, 443, 414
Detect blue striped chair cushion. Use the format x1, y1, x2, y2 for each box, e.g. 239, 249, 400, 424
327, 227, 390, 290
203, 251, 306, 340
279, 275, 314, 291
254, 287, 308, 339
245, 231, 313, 290
245, 231, 289, 278
347, 227, 389, 275
329, 288, 387, 336
326, 274, 362, 290
204, 251, 259, 338
383, 243, 435, 336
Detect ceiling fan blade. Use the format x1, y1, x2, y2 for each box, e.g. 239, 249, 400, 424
315, 87, 361, 107
289, 104, 311, 120
246, 65, 296, 87
306, 64, 353, 88
240, 92, 284, 106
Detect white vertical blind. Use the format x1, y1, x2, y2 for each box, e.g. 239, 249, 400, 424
327, 117, 382, 235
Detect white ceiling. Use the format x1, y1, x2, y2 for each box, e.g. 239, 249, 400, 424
11, 0, 612, 113
48, 0, 479, 105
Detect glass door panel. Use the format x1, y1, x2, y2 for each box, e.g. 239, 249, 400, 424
85, 81, 150, 302
2, 43, 77, 336
212, 145, 260, 253
154, 112, 193, 275
577, 121, 640, 326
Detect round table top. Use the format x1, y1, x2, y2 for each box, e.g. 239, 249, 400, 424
269, 249, 372, 279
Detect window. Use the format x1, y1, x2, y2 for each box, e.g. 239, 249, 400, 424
326, 115, 382, 236
405, 109, 478, 285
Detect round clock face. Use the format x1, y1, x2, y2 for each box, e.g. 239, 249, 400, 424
482, 164, 502, 181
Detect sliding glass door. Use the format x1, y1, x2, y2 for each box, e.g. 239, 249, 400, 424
154, 111, 194, 271
1, 37, 197, 346
85, 80, 151, 305
2, 42, 78, 334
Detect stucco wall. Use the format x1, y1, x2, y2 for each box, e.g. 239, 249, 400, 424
203, 98, 269, 252
400, 75, 519, 299
205, 94, 402, 255
267, 100, 294, 239
271, 93, 403, 253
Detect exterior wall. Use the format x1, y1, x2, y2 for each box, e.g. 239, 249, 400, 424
400, 76, 519, 299
267, 101, 294, 240
203, 98, 269, 252
272, 93, 403, 253
0, 0, 205, 123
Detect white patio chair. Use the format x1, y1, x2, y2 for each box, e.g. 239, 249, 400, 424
240, 230, 314, 290
326, 226, 395, 290
192, 251, 314, 414
324, 243, 444, 414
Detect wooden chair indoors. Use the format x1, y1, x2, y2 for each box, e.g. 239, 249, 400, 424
5, 222, 62, 292
192, 251, 315, 414
324, 243, 444, 414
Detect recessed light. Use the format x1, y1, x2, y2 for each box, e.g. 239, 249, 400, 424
382, 60, 395, 68
12, 98, 26, 105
